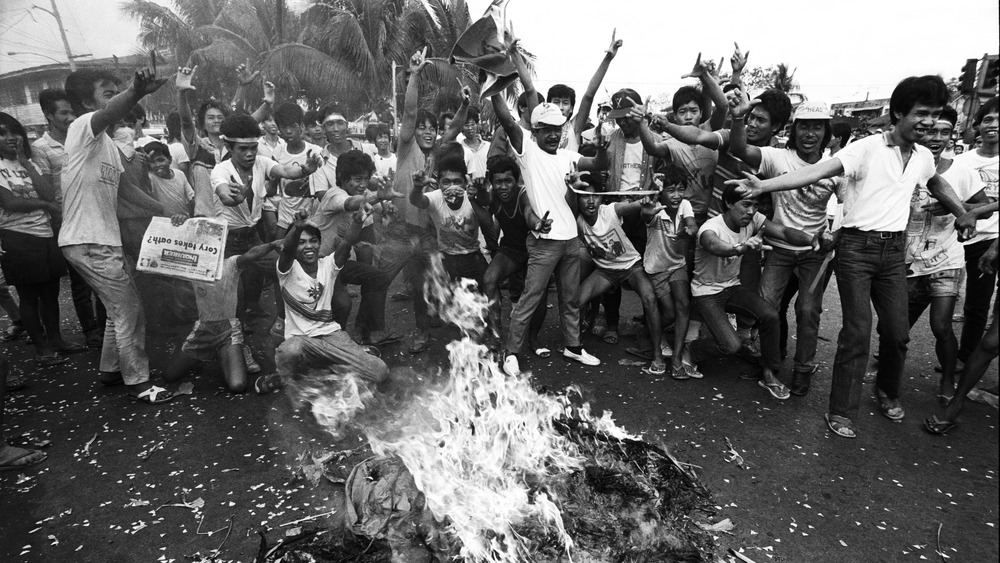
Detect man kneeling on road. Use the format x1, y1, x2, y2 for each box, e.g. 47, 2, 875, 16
254, 211, 388, 393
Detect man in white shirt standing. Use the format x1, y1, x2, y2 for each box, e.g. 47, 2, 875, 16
59, 65, 172, 404
954, 97, 999, 371
731, 76, 976, 438
461, 107, 491, 180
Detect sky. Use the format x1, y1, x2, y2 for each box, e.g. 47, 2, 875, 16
2, 0, 997, 108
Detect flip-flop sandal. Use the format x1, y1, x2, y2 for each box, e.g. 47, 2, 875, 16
758, 379, 790, 400
825, 413, 857, 439
602, 330, 619, 345
924, 415, 958, 435
874, 387, 905, 421
533, 347, 551, 359
642, 361, 667, 376
130, 385, 174, 405
625, 347, 653, 361
0, 446, 47, 472
36, 354, 68, 367
937, 394, 954, 407
670, 365, 691, 380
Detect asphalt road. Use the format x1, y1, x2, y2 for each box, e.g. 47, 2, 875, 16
0, 274, 996, 563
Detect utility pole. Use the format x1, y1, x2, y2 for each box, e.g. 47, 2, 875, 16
32, 0, 77, 71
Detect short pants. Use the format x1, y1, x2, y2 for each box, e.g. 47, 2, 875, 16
908, 268, 962, 300
649, 267, 689, 298
182, 318, 244, 361
593, 262, 644, 289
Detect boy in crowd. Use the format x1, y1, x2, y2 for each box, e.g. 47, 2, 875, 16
366, 122, 396, 178
643, 166, 699, 379
491, 36, 608, 377
255, 211, 389, 394
908, 106, 988, 403
165, 239, 281, 393
954, 97, 999, 372
461, 108, 491, 179
386, 49, 466, 354
728, 99, 839, 396
692, 185, 818, 400
479, 155, 548, 354
311, 149, 403, 346
304, 110, 327, 146
60, 65, 172, 404
410, 155, 491, 289
32, 88, 104, 347
730, 75, 976, 438
271, 102, 324, 239
575, 183, 666, 375
144, 141, 194, 217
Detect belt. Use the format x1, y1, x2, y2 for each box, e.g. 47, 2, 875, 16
841, 227, 904, 239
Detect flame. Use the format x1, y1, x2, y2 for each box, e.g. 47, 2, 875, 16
298, 251, 647, 562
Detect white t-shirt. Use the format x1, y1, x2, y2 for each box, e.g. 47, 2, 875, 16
463, 140, 492, 179
209, 157, 278, 229
513, 132, 581, 241
835, 133, 936, 232
906, 159, 984, 277
59, 112, 125, 247
277, 255, 341, 338
426, 190, 481, 255
150, 171, 194, 217
0, 159, 53, 237
644, 199, 694, 275
954, 150, 999, 244
273, 142, 322, 229
168, 141, 190, 171
192, 256, 240, 321
758, 148, 838, 251
373, 153, 396, 178
578, 204, 641, 271
619, 140, 643, 192
692, 212, 766, 297
257, 136, 286, 160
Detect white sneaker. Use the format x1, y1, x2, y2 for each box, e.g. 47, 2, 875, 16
564, 348, 600, 366
243, 344, 261, 374
502, 354, 521, 377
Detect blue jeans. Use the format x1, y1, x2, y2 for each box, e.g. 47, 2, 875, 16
829, 230, 909, 420
506, 237, 580, 353
759, 247, 827, 373
692, 285, 781, 371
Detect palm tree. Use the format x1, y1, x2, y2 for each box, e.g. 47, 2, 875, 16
771, 63, 798, 93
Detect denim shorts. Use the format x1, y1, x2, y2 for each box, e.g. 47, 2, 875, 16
908, 268, 962, 300
649, 267, 688, 296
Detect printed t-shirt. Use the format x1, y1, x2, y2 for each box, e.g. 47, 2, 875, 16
209, 156, 278, 229
758, 147, 838, 251
835, 132, 936, 232
374, 153, 397, 178
277, 255, 341, 338
578, 204, 641, 271
513, 131, 581, 241
59, 112, 125, 247
692, 212, 766, 297
644, 199, 694, 275
192, 256, 240, 321
619, 140, 643, 192
150, 171, 195, 216
273, 141, 322, 229
425, 190, 480, 255
391, 138, 430, 228
31, 132, 65, 199
954, 150, 999, 244
665, 130, 726, 217
0, 159, 53, 237
906, 159, 984, 277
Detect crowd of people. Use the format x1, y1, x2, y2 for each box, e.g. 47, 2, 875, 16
0, 35, 998, 471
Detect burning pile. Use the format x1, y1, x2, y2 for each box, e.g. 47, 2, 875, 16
277, 254, 720, 562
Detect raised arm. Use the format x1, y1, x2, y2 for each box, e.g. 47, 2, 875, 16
237, 239, 282, 269
491, 94, 522, 154
681, 53, 728, 131
633, 112, 672, 160
249, 81, 275, 123
175, 66, 199, 148
654, 116, 724, 150
409, 171, 432, 209
441, 86, 471, 144
398, 49, 429, 146
90, 67, 167, 136
573, 30, 623, 137
277, 211, 308, 273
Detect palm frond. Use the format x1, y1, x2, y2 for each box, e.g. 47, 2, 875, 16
260, 43, 367, 108
194, 25, 261, 61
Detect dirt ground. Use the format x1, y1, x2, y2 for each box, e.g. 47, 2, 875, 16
0, 274, 996, 563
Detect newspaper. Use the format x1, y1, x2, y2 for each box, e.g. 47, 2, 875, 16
137, 217, 229, 282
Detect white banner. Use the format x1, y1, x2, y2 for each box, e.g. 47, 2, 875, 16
137, 217, 229, 282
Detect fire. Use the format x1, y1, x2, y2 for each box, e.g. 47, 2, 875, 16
295, 252, 709, 562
